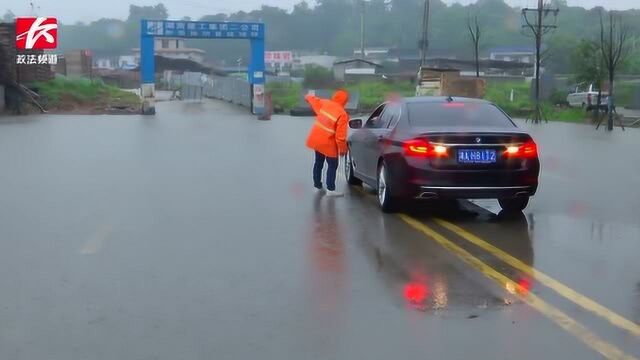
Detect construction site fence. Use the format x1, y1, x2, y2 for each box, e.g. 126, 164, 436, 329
204, 75, 251, 108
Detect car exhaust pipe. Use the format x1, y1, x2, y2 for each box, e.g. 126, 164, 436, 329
417, 192, 438, 200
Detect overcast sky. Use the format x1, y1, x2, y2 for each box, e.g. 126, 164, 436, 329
5, 0, 638, 23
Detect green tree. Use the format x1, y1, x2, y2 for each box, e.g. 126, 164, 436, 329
570, 39, 606, 119
547, 34, 579, 73
126, 4, 168, 22
621, 37, 640, 74
49, 1, 640, 70
599, 11, 631, 130
303, 64, 334, 88
571, 40, 605, 85
467, 15, 482, 77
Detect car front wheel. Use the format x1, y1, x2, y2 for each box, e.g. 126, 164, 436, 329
377, 162, 399, 213
498, 197, 529, 213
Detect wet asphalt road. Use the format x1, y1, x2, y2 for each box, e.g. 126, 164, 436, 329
0, 99, 639, 359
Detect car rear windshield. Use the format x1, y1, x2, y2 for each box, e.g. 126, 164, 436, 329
407, 102, 515, 127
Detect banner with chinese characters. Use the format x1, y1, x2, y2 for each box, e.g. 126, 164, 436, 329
144, 20, 265, 40
264, 51, 293, 65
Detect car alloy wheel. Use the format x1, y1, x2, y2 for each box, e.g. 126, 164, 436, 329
378, 165, 387, 206
345, 149, 362, 186
377, 162, 399, 212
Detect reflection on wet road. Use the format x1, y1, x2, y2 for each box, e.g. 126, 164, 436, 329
304, 194, 348, 356
0, 99, 639, 359
349, 196, 522, 312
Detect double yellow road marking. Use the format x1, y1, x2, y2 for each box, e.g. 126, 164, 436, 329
434, 218, 640, 338
398, 215, 638, 360
348, 185, 639, 357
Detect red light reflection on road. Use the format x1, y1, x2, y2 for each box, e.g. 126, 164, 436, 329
506, 277, 533, 296
403, 282, 429, 304
518, 278, 532, 295
289, 181, 305, 200
568, 200, 589, 217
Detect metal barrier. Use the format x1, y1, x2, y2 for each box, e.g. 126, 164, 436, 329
181, 72, 205, 100
205, 75, 251, 108
164, 71, 252, 109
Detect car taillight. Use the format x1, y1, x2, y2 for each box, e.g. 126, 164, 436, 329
504, 140, 538, 158
404, 139, 448, 157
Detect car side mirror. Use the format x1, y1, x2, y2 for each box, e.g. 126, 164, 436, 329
349, 119, 363, 129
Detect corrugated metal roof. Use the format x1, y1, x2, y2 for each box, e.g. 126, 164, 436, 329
333, 59, 383, 67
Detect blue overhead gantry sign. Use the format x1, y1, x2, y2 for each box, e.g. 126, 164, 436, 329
140, 19, 266, 115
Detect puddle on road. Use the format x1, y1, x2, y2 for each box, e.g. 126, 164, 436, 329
465, 199, 640, 324
349, 205, 526, 316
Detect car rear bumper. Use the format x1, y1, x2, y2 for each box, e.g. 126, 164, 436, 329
414, 185, 537, 200
384, 156, 539, 200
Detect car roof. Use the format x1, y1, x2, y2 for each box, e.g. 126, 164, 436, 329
402, 96, 491, 104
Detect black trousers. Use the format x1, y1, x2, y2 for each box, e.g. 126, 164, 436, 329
313, 151, 338, 191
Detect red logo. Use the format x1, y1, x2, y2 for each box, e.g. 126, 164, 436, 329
16, 17, 58, 50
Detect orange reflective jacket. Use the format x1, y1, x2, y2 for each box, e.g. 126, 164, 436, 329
305, 90, 350, 158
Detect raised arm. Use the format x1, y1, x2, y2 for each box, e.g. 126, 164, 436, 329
305, 94, 323, 115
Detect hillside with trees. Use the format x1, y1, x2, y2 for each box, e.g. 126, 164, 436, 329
3, 0, 639, 72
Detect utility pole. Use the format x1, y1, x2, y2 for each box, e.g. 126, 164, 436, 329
360, 0, 366, 60
522, 0, 558, 124
420, 0, 430, 68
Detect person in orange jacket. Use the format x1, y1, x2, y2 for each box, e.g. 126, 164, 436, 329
305, 89, 350, 196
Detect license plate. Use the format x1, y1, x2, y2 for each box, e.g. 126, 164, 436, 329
457, 149, 497, 164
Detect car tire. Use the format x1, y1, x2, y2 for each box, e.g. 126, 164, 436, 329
377, 162, 399, 213
345, 150, 362, 186
498, 197, 529, 213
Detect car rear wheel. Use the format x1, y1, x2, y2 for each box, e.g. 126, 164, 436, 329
345, 150, 362, 186
498, 197, 529, 213
377, 162, 399, 213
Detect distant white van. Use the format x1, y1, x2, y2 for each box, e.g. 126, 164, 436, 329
567, 83, 608, 110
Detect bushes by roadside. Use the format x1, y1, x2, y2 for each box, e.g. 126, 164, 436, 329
32, 77, 141, 111
616, 83, 634, 108
345, 81, 415, 110
267, 80, 415, 113
485, 81, 533, 117
266, 81, 302, 112
485, 81, 585, 122
302, 65, 334, 89
268, 76, 607, 123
